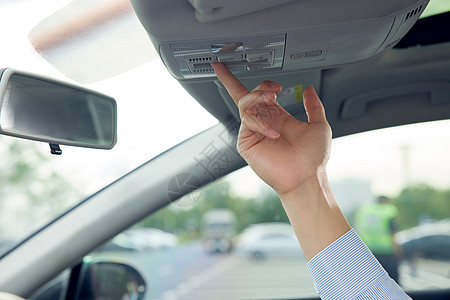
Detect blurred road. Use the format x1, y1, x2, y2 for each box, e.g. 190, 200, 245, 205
400, 258, 450, 291
92, 241, 450, 300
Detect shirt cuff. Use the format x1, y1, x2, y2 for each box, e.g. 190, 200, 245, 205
307, 228, 386, 299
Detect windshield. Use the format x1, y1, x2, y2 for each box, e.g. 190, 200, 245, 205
0, 0, 217, 256
420, 0, 450, 17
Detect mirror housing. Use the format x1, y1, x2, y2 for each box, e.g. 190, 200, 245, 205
0, 68, 117, 150
77, 261, 146, 300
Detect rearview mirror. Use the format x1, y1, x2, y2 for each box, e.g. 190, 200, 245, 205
0, 68, 117, 151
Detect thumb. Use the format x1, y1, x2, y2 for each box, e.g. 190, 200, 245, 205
303, 86, 327, 124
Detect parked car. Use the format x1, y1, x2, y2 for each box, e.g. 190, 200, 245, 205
234, 223, 303, 260
135, 227, 178, 250
396, 220, 450, 260
98, 228, 177, 252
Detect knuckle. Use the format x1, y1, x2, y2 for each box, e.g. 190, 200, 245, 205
253, 81, 277, 91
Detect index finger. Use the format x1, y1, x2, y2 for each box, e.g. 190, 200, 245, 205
211, 62, 249, 104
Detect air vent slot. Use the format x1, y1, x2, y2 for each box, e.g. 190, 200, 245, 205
186, 56, 214, 74
405, 5, 422, 21
193, 68, 214, 73
188, 57, 212, 62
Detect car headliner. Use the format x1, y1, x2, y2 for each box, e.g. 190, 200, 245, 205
180, 13, 450, 139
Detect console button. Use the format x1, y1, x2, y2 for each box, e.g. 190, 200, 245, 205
246, 51, 272, 63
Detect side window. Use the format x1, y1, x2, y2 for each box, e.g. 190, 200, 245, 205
330, 120, 450, 292
88, 120, 450, 299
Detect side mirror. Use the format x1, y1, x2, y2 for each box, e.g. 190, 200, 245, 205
77, 261, 146, 300
0, 68, 117, 152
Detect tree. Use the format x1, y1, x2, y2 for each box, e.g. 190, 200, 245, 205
138, 177, 290, 238
0, 137, 80, 239
393, 183, 450, 230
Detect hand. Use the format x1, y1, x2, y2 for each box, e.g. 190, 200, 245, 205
212, 63, 332, 197
212, 63, 350, 260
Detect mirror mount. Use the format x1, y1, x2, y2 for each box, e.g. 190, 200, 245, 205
49, 144, 62, 155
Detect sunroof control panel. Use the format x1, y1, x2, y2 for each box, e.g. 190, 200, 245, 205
165, 34, 285, 79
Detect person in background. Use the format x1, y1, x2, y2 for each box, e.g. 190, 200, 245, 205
356, 195, 402, 284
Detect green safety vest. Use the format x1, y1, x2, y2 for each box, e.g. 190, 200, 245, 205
355, 203, 398, 254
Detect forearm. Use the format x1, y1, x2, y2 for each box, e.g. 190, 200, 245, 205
278, 173, 351, 261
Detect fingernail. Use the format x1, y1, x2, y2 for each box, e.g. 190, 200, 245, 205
269, 82, 281, 89
268, 128, 280, 139
262, 92, 273, 99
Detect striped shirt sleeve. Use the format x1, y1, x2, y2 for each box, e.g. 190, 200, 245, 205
307, 229, 411, 299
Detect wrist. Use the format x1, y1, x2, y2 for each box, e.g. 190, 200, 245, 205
276, 172, 351, 260
277, 171, 329, 204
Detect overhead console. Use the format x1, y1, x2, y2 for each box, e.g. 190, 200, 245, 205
131, 0, 429, 81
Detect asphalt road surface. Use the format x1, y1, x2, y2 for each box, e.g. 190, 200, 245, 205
92, 241, 450, 300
